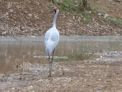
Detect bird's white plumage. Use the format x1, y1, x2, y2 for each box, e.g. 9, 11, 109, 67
44, 26, 59, 56
44, 8, 60, 77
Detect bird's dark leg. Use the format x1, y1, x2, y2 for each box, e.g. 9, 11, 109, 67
48, 52, 52, 77
48, 49, 55, 77
52, 48, 55, 61
48, 58, 52, 77
48, 54, 51, 71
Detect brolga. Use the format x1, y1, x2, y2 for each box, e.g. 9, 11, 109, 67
44, 7, 60, 77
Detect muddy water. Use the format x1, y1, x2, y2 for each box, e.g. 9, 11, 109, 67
0, 36, 122, 73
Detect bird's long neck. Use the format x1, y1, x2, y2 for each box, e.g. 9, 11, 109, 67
52, 10, 59, 27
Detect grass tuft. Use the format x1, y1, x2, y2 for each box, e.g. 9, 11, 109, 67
68, 52, 94, 60
106, 16, 122, 27
53, 0, 82, 13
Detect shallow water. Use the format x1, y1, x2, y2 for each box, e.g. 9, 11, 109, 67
0, 36, 122, 73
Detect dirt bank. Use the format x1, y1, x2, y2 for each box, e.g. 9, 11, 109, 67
0, 0, 122, 36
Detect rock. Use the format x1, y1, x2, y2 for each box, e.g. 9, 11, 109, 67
98, 13, 102, 16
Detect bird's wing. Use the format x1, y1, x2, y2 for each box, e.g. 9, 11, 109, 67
50, 31, 59, 42
44, 28, 59, 55
44, 29, 51, 41
45, 28, 59, 42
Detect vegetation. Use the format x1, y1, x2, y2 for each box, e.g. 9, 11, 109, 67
52, 0, 89, 12
52, 0, 92, 24
106, 16, 122, 27
53, 0, 80, 12
68, 52, 94, 60
54, 53, 94, 62
80, 11, 93, 24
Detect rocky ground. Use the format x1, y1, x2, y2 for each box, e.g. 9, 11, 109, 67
0, 0, 122, 36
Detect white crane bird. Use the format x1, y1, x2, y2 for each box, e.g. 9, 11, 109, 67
44, 8, 60, 77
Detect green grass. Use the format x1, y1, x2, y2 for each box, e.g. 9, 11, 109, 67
53, 52, 95, 62
53, 0, 82, 13
53, 0, 93, 24
68, 52, 94, 60
106, 16, 122, 27
80, 11, 93, 24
